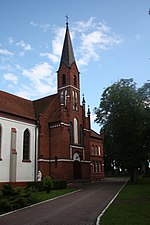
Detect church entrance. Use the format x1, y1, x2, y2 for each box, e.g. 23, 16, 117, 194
73, 160, 81, 179
73, 152, 81, 179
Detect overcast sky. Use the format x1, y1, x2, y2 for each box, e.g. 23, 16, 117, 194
0, 0, 150, 132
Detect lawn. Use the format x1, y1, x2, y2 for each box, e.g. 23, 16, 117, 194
0, 185, 76, 215
100, 177, 150, 225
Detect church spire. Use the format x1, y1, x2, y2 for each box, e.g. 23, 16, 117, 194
60, 19, 75, 68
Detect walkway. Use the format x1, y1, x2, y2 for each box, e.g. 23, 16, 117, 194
0, 178, 127, 225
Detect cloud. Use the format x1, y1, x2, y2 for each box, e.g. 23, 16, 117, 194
30, 21, 51, 32
3, 73, 18, 85
22, 62, 56, 98
8, 37, 14, 44
16, 40, 31, 51
0, 48, 14, 55
74, 18, 123, 66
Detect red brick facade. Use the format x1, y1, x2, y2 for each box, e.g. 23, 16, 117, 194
36, 23, 104, 181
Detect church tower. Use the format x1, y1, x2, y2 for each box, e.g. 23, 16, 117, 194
57, 21, 80, 113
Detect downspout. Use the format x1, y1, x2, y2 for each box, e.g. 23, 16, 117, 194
48, 123, 51, 177
34, 123, 39, 181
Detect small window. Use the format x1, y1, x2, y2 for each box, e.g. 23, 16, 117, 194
23, 129, 30, 160
95, 145, 98, 155
62, 74, 66, 85
92, 145, 94, 155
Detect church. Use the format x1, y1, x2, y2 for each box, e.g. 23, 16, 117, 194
0, 21, 104, 184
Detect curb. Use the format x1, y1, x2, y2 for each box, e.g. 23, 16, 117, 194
96, 179, 129, 225
0, 189, 82, 218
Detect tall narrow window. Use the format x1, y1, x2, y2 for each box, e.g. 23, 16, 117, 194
72, 90, 75, 110
70, 122, 73, 144
0, 125, 2, 158
75, 92, 78, 111
23, 129, 30, 160
74, 118, 78, 144
62, 74, 66, 85
92, 145, 94, 155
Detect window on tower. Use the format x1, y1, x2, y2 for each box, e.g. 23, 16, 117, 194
74, 118, 78, 144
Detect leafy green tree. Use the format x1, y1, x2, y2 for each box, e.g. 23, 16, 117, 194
94, 78, 150, 183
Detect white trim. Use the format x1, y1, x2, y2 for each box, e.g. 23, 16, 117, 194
38, 158, 91, 163
58, 85, 80, 92
84, 128, 91, 132
70, 145, 84, 150
61, 122, 70, 127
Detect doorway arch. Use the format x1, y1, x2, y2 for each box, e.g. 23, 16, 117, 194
73, 153, 81, 179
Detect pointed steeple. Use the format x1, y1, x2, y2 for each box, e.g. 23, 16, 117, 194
60, 21, 75, 67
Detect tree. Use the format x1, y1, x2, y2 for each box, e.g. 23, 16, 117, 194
94, 78, 150, 183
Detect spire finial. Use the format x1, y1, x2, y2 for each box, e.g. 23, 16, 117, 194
65, 14, 69, 26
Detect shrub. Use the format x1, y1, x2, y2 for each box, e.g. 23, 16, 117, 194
27, 181, 44, 191
43, 176, 54, 193
0, 199, 12, 214
53, 180, 67, 189
1, 184, 14, 196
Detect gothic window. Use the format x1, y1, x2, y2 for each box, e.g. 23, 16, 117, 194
75, 92, 78, 111
65, 90, 67, 105
0, 125, 2, 158
74, 118, 78, 144
95, 161, 99, 173
92, 162, 95, 173
99, 162, 102, 173
62, 74, 66, 85
92, 145, 94, 155
23, 129, 30, 160
98, 146, 101, 155
73, 74, 77, 86
95, 145, 98, 155
80, 125, 83, 145
70, 122, 73, 144
72, 90, 75, 110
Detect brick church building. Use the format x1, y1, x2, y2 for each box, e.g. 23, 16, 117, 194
0, 22, 104, 183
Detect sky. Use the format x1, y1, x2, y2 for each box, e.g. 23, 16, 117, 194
0, 0, 150, 133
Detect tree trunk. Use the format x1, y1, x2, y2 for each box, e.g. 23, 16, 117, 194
130, 167, 138, 184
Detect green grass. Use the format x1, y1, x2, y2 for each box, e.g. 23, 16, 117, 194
31, 188, 76, 203
100, 177, 150, 225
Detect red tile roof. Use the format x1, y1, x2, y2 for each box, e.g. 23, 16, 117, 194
0, 91, 36, 120
33, 94, 61, 122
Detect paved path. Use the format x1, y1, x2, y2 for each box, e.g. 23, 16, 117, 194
0, 178, 127, 225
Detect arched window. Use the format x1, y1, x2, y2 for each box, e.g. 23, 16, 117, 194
73, 75, 77, 86
74, 118, 78, 144
95, 145, 98, 155
23, 129, 30, 160
80, 125, 83, 145
70, 122, 73, 144
0, 125, 2, 158
75, 92, 78, 111
62, 74, 66, 85
72, 90, 75, 110
92, 145, 94, 155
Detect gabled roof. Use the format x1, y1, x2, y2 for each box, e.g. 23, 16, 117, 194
60, 23, 75, 67
33, 94, 61, 122
90, 129, 103, 140
0, 90, 36, 120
